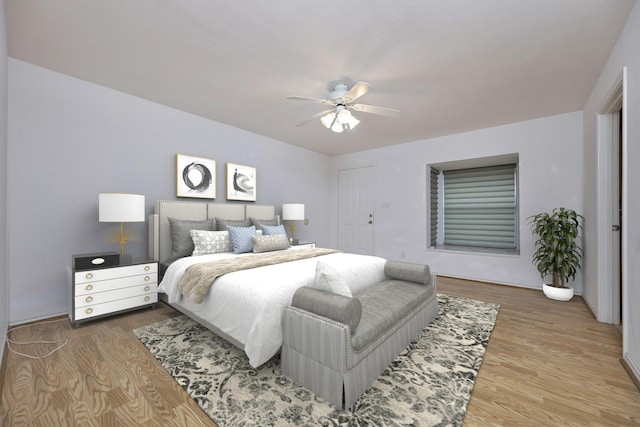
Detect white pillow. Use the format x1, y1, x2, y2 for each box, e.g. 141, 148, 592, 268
314, 261, 352, 297
189, 230, 232, 255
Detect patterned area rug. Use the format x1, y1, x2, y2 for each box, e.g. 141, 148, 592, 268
134, 294, 499, 426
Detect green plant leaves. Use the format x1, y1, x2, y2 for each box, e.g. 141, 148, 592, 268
528, 207, 583, 287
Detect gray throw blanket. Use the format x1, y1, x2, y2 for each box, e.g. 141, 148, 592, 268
178, 248, 340, 303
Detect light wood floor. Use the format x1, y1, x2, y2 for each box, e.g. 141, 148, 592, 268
1, 277, 639, 426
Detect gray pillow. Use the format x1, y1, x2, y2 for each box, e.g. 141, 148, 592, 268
168, 217, 214, 257
216, 217, 252, 231
250, 217, 278, 231
292, 286, 362, 332
384, 261, 431, 285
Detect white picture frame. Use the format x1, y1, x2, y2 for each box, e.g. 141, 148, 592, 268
226, 162, 256, 202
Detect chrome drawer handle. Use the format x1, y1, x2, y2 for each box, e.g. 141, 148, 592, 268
144, 296, 150, 302
85, 308, 93, 314
144, 276, 150, 281
144, 265, 151, 271
144, 286, 150, 292
85, 273, 93, 280
85, 284, 93, 291
85, 296, 93, 303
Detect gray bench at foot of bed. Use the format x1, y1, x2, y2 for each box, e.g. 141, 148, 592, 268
281, 261, 438, 410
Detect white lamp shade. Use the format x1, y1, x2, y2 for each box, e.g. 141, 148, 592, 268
347, 114, 360, 129
282, 203, 305, 221
99, 193, 145, 222
320, 112, 335, 129
336, 108, 352, 124
330, 121, 344, 133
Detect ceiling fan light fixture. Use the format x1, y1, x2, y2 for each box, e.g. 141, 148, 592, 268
320, 106, 359, 133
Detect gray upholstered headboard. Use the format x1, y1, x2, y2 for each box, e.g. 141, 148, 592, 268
148, 200, 278, 263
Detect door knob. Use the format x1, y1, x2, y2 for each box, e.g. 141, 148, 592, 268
613, 225, 621, 231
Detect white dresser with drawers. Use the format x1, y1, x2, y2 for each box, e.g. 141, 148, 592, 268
68, 260, 158, 327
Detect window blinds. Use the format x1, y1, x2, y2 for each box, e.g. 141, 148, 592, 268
443, 164, 517, 249
429, 168, 439, 246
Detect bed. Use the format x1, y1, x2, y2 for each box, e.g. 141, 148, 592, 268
149, 200, 387, 368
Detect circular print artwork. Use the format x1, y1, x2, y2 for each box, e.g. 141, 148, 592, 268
183, 162, 212, 193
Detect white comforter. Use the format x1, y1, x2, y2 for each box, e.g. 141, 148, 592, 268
158, 250, 386, 367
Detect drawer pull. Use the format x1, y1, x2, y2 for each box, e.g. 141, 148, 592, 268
85, 308, 93, 314
144, 265, 151, 271
144, 285, 150, 291
85, 273, 93, 280
144, 276, 150, 282
144, 296, 150, 302
85, 284, 93, 291
85, 296, 93, 303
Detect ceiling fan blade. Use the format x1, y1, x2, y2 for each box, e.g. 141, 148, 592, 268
286, 95, 335, 106
351, 103, 400, 117
295, 108, 335, 127
344, 82, 371, 103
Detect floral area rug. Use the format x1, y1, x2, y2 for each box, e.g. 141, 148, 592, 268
133, 294, 499, 426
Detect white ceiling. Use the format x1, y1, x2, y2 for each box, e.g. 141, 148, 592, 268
5, 0, 635, 156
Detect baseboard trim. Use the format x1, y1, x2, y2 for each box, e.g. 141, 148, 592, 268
621, 355, 640, 392
0, 337, 7, 404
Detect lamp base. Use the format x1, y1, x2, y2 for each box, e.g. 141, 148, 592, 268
119, 253, 133, 264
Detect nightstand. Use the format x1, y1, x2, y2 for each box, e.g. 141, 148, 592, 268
291, 241, 316, 249
68, 258, 158, 327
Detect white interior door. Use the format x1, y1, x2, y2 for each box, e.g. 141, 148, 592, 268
596, 68, 626, 330
338, 166, 374, 255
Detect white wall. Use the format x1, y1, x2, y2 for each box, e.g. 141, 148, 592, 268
0, 0, 9, 367
331, 111, 584, 291
582, 1, 640, 377
8, 59, 332, 324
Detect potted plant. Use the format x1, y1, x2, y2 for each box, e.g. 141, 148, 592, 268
528, 207, 584, 301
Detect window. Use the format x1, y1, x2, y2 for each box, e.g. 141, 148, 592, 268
429, 162, 518, 254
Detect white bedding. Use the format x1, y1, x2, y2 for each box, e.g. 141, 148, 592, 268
158, 249, 386, 367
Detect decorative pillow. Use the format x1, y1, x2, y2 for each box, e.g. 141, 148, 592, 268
227, 225, 257, 254
261, 224, 291, 246
252, 234, 289, 253
314, 261, 352, 297
261, 224, 287, 236
168, 217, 214, 257
189, 230, 232, 256
216, 217, 252, 231
384, 261, 431, 286
250, 217, 278, 231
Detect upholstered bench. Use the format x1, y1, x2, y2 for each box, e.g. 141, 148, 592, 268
281, 261, 438, 410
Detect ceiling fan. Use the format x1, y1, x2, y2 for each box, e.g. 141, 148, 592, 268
286, 82, 399, 133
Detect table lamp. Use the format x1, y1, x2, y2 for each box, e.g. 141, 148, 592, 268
282, 203, 305, 245
99, 193, 145, 262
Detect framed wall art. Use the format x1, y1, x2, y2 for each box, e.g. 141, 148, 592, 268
176, 153, 216, 199
226, 162, 256, 202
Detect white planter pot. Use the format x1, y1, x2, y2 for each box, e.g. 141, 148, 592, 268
542, 283, 574, 301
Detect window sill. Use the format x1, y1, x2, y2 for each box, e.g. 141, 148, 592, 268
428, 244, 520, 257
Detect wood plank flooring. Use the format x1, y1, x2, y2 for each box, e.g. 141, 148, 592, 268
1, 277, 639, 426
